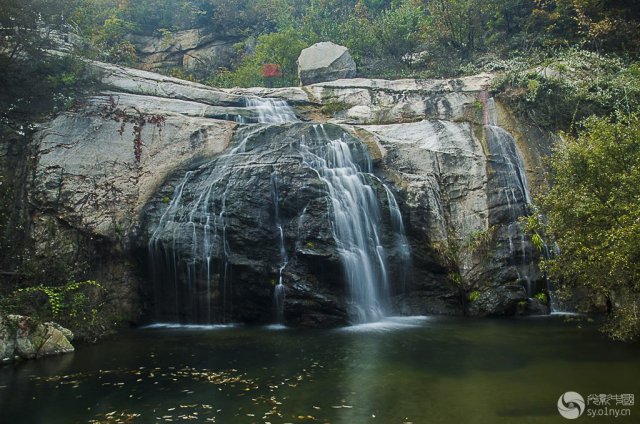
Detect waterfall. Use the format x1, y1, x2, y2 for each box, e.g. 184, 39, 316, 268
271, 170, 287, 323
148, 128, 257, 323
484, 97, 535, 293
244, 97, 300, 123
148, 97, 300, 323
300, 124, 393, 323
148, 97, 410, 325
383, 185, 412, 292
485, 98, 532, 206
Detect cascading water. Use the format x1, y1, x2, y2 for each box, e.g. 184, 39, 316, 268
243, 97, 300, 124
148, 97, 409, 325
271, 170, 287, 323
484, 97, 536, 294
149, 97, 300, 323
300, 124, 393, 323
383, 185, 412, 292
148, 128, 257, 323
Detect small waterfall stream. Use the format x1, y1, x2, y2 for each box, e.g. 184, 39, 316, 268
271, 170, 288, 323
301, 124, 392, 323
484, 98, 536, 294
383, 185, 412, 292
245, 97, 299, 123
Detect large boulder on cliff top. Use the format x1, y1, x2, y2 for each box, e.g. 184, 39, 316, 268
298, 42, 356, 86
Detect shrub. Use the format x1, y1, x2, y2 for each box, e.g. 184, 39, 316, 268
208, 29, 307, 87
538, 113, 640, 341
492, 49, 640, 131
0, 280, 108, 339
534, 292, 548, 304
469, 290, 481, 302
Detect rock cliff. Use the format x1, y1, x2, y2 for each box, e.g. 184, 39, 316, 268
25, 60, 553, 326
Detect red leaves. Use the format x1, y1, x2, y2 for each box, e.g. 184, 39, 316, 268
261, 63, 282, 78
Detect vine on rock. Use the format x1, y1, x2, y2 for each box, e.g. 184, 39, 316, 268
103, 94, 166, 163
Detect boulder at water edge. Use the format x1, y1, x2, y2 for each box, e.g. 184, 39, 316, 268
298, 42, 356, 85
0, 315, 74, 364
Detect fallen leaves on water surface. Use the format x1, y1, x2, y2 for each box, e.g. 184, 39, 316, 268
27, 361, 353, 424
30, 366, 255, 390
88, 411, 140, 423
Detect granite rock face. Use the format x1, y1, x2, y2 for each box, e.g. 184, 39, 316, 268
298, 42, 357, 85
128, 29, 238, 72
23, 60, 553, 327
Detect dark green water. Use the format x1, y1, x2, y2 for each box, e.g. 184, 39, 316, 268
1, 316, 638, 423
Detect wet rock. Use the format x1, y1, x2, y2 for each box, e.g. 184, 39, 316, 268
523, 297, 550, 315
467, 285, 528, 316
1, 315, 74, 364
141, 124, 395, 326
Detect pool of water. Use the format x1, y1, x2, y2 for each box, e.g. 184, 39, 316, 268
1, 316, 638, 423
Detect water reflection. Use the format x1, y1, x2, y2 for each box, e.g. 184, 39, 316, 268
0, 317, 639, 423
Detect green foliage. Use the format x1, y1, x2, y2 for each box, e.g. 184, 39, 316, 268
321, 101, 351, 116
521, 207, 547, 253
119, 0, 207, 33
1, 2, 98, 126
467, 226, 496, 253
364, 2, 427, 63
531, 232, 545, 253
493, 50, 640, 131
517, 299, 528, 312
469, 290, 481, 302
0, 281, 107, 336
92, 17, 138, 64
208, 29, 307, 87
539, 113, 640, 341
534, 292, 548, 304
8, 0, 634, 83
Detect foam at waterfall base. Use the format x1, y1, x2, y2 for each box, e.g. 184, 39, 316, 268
550, 311, 582, 316
340, 316, 431, 332
264, 324, 288, 330
142, 323, 238, 330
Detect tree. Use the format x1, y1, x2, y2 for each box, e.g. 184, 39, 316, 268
0, 0, 96, 276
425, 0, 489, 59
0, 0, 94, 123
208, 29, 307, 87
539, 114, 640, 341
